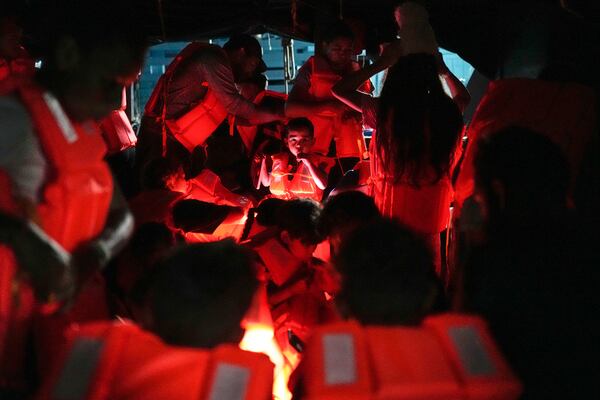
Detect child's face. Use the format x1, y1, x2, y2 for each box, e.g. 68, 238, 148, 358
286, 129, 315, 157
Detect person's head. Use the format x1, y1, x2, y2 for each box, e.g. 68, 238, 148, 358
285, 117, 315, 157
0, 6, 25, 60
146, 240, 258, 348
473, 126, 569, 226
223, 34, 267, 83
27, 0, 147, 120
141, 157, 187, 193
238, 73, 267, 100
255, 197, 287, 227
276, 199, 323, 261
376, 53, 463, 185
320, 21, 355, 71
335, 219, 439, 325
319, 191, 380, 255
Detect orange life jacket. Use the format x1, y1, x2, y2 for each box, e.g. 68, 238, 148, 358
454, 78, 597, 214
237, 90, 287, 153
306, 55, 372, 158
269, 152, 335, 202
0, 82, 113, 389
99, 88, 137, 154
14, 84, 114, 251
144, 42, 228, 152
37, 321, 274, 400
298, 313, 522, 400
369, 127, 458, 234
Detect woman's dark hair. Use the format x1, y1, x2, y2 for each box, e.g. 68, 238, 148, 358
376, 53, 463, 186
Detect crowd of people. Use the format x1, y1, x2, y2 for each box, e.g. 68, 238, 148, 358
0, 0, 598, 399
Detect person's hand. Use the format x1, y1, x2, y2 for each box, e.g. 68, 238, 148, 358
296, 153, 313, 165
377, 40, 404, 68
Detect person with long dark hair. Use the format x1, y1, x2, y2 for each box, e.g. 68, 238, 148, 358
332, 46, 463, 271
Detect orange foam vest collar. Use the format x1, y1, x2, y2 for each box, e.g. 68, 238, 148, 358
300, 314, 522, 400
38, 322, 274, 400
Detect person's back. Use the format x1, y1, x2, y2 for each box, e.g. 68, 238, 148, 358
291, 219, 521, 400
463, 126, 600, 399
38, 240, 274, 400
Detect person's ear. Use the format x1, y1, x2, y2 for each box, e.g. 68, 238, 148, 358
54, 36, 80, 71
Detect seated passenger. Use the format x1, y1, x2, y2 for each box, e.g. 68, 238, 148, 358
290, 219, 520, 399
245, 199, 339, 367
37, 241, 274, 400
463, 127, 599, 399
259, 118, 335, 202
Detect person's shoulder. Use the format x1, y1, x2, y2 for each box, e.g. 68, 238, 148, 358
194, 44, 228, 64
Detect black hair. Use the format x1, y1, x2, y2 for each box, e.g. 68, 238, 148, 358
376, 53, 463, 186
223, 33, 262, 56
275, 199, 323, 245
319, 191, 379, 238
335, 218, 439, 325
148, 240, 258, 348
320, 20, 355, 44
140, 157, 182, 190
474, 126, 569, 220
285, 117, 314, 139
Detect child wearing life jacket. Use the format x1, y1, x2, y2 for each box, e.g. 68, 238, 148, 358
37, 241, 274, 400
259, 118, 335, 202
289, 219, 522, 400
246, 199, 340, 367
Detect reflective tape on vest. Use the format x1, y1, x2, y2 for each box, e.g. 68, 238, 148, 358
323, 333, 357, 386
52, 338, 104, 400
448, 326, 496, 377
207, 362, 250, 400
42, 92, 78, 144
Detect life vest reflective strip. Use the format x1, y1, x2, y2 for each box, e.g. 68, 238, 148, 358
269, 153, 334, 202
237, 90, 287, 153
17, 84, 113, 251
145, 43, 228, 153
1, 83, 112, 389
38, 322, 274, 400
306, 56, 372, 158
99, 88, 137, 154
453, 78, 597, 213
301, 314, 522, 400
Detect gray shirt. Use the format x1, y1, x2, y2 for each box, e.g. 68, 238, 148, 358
160, 45, 276, 124
0, 95, 46, 203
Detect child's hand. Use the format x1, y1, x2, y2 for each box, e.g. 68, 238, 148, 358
296, 153, 313, 164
